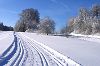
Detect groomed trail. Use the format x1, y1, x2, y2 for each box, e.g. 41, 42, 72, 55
0, 31, 80, 66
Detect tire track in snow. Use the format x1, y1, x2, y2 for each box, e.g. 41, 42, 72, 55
15, 34, 29, 66
19, 33, 63, 66
19, 34, 49, 66
34, 41, 66, 66
20, 33, 65, 66
0, 34, 18, 66
21, 42, 34, 66
22, 40, 44, 66
0, 32, 82, 66
0, 33, 15, 57
0, 33, 25, 66
29, 41, 49, 66
0, 39, 14, 58
10, 40, 21, 66
20, 41, 28, 66
28, 39, 63, 66
19, 33, 81, 66
17, 35, 35, 66
10, 39, 24, 66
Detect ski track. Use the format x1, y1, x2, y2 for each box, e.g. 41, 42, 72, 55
18, 33, 81, 66
0, 32, 81, 66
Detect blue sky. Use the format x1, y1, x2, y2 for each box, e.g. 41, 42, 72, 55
0, 0, 100, 31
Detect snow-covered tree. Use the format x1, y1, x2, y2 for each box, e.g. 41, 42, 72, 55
60, 27, 67, 34
14, 20, 26, 32
91, 4, 100, 17
67, 4, 100, 34
39, 17, 55, 35
92, 17, 100, 34
67, 18, 75, 33
14, 8, 40, 32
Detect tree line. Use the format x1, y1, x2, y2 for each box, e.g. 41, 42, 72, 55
62, 4, 100, 35
14, 8, 55, 35
0, 22, 13, 31
1, 4, 99, 35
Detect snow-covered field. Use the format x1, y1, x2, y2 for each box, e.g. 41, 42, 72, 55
0, 31, 100, 66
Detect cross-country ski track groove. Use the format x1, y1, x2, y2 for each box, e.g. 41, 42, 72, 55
0, 32, 81, 66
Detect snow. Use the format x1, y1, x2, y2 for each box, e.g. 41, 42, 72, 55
0, 31, 14, 55
22, 32, 100, 66
19, 32, 80, 66
0, 31, 100, 66
70, 33, 100, 43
